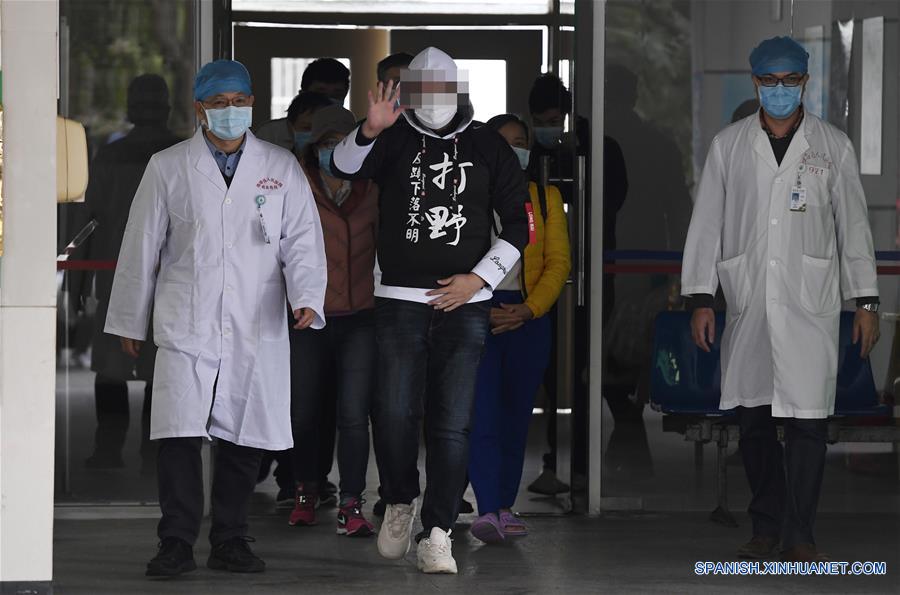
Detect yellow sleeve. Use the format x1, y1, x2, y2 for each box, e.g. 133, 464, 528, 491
525, 185, 572, 318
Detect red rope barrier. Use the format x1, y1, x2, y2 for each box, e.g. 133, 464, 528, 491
57, 260, 117, 271
602, 264, 900, 275
55, 260, 900, 275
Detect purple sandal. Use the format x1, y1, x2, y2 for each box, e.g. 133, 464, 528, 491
470, 513, 505, 544
499, 510, 529, 537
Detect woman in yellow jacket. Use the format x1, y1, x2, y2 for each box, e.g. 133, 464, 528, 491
468, 115, 571, 544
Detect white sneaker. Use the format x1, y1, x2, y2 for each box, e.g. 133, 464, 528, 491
417, 527, 457, 574
377, 499, 417, 559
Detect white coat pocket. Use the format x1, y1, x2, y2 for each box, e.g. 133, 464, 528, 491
716, 253, 751, 314
259, 280, 288, 341
800, 254, 840, 315
154, 281, 192, 346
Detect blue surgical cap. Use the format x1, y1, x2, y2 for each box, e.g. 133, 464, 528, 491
749, 37, 809, 76
194, 60, 252, 101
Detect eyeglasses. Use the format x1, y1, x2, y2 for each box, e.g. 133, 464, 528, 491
201, 95, 252, 109
756, 73, 806, 87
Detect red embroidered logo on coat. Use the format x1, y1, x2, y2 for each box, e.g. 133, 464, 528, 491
525, 202, 537, 245
256, 177, 284, 191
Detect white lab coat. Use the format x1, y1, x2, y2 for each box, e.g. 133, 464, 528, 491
105, 129, 327, 449
682, 112, 878, 419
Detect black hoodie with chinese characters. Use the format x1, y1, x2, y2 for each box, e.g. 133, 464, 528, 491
331, 105, 530, 291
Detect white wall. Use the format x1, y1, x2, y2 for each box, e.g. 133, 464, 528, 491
694, 0, 833, 167
0, 0, 59, 583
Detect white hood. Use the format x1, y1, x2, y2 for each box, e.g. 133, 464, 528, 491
402, 46, 474, 139
408, 46, 457, 73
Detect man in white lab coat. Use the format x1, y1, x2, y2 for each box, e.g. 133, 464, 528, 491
105, 60, 327, 577
683, 37, 880, 562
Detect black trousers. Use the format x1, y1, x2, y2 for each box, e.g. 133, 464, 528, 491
157, 437, 263, 546
738, 405, 827, 549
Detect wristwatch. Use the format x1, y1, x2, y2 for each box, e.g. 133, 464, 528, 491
861, 302, 879, 313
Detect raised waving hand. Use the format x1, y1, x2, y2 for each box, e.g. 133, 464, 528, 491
361, 80, 404, 139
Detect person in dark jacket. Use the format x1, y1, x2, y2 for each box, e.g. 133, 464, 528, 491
254, 90, 332, 153
82, 74, 182, 469
286, 105, 379, 537
332, 47, 529, 574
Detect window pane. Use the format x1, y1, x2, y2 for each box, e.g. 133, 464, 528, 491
235, 0, 551, 15
455, 59, 506, 124
270, 57, 351, 119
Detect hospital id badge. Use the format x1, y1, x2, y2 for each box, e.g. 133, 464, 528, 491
790, 186, 807, 212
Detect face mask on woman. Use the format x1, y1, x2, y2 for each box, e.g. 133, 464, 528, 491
203, 106, 252, 141
318, 147, 335, 178
294, 130, 313, 152
512, 146, 531, 170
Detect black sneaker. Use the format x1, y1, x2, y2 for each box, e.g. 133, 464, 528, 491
146, 537, 197, 577
318, 480, 338, 507
321, 479, 338, 495
373, 498, 386, 517
275, 486, 294, 508
458, 499, 474, 514
207, 536, 266, 573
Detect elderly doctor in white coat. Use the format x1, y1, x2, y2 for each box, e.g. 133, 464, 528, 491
682, 37, 879, 563
105, 60, 327, 577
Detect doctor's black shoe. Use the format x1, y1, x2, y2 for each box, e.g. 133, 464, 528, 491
207, 536, 266, 573
146, 537, 197, 577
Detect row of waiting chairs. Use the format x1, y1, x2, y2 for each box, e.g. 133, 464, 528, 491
649, 310, 897, 526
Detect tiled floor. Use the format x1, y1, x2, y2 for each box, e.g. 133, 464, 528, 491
52, 368, 900, 593
53, 511, 900, 594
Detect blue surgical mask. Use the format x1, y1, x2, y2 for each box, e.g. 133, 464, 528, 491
758, 84, 803, 119
318, 147, 335, 177
512, 146, 531, 170
534, 126, 563, 148
294, 130, 313, 152
203, 106, 252, 141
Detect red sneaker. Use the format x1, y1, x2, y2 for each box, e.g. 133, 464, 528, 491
288, 485, 318, 526
336, 498, 374, 537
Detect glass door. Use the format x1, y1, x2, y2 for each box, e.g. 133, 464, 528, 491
55, 0, 200, 507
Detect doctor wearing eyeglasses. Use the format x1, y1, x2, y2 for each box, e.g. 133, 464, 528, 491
682, 37, 879, 563
105, 60, 327, 577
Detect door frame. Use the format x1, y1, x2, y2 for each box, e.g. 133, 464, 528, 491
588, 0, 606, 517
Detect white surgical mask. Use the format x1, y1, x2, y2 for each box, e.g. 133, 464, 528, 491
415, 92, 457, 130
203, 106, 252, 141
512, 146, 531, 170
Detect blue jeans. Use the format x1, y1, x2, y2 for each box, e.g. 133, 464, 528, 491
468, 291, 552, 515
290, 310, 376, 500
373, 297, 490, 532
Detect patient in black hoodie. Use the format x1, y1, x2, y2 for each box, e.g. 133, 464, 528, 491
332, 46, 529, 575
